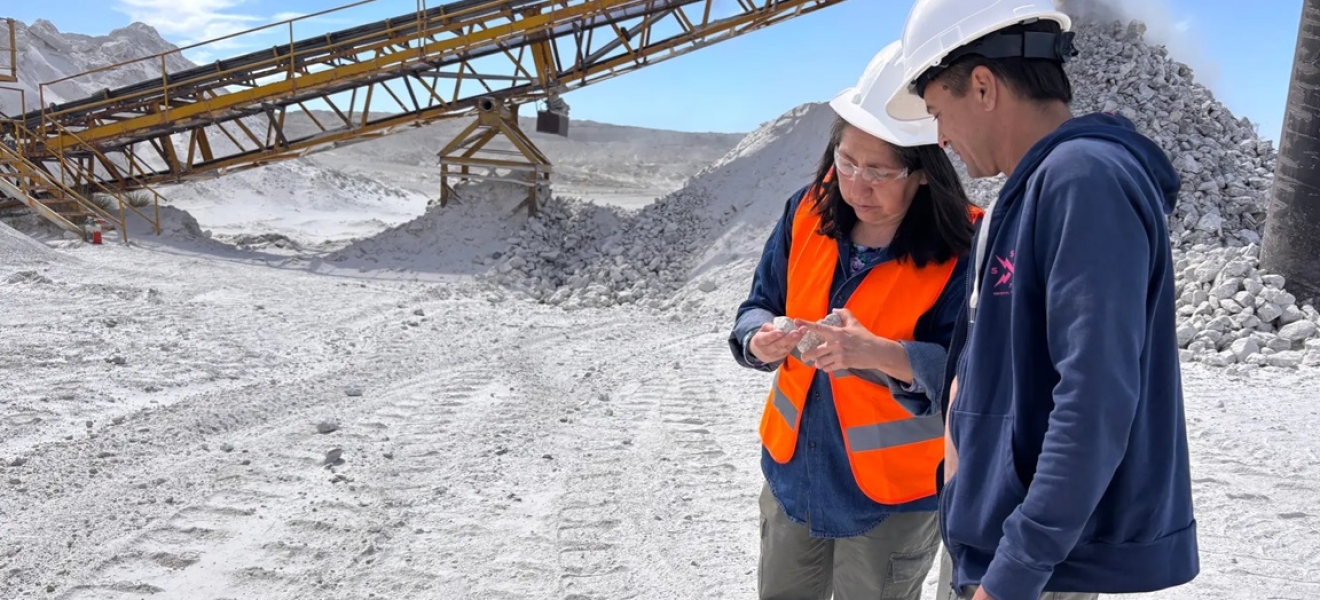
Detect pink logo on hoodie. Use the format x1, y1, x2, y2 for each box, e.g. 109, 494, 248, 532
990, 251, 1015, 296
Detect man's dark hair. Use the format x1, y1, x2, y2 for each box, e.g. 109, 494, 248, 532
810, 116, 975, 268
925, 20, 1073, 104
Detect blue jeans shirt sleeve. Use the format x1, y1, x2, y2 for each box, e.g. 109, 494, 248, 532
897, 341, 944, 395
733, 308, 779, 371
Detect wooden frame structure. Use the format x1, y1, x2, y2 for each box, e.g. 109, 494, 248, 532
436, 96, 551, 214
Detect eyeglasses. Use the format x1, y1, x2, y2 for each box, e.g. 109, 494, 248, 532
834, 149, 911, 184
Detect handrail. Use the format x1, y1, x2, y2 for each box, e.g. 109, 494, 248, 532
0, 133, 85, 234
0, 84, 23, 121
41, 119, 162, 235
0, 18, 15, 83
31, 0, 639, 128
5, 120, 133, 241
37, 0, 379, 88
32, 0, 494, 120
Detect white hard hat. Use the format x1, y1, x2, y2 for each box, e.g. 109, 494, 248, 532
885, 0, 1074, 121
829, 40, 938, 147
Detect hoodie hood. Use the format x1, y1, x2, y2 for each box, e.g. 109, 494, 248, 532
1001, 112, 1181, 215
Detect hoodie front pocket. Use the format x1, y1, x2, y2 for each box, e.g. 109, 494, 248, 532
943, 410, 1027, 551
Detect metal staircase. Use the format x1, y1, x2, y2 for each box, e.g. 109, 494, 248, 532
0, 119, 162, 242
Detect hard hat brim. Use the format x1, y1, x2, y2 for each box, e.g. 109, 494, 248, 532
830, 88, 938, 147
885, 86, 933, 122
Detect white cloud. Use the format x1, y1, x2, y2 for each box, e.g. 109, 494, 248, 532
1059, 0, 1218, 88
113, 0, 269, 46
113, 1, 372, 63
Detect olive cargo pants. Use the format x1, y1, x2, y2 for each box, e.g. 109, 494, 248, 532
757, 483, 941, 600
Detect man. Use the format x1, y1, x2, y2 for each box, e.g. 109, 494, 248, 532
879, 1, 1200, 599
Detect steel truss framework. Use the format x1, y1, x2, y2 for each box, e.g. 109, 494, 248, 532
7, 0, 843, 193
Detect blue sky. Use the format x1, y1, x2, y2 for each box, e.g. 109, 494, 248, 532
2, 0, 1302, 140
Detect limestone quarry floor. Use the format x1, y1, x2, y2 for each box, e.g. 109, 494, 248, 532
0, 237, 1317, 600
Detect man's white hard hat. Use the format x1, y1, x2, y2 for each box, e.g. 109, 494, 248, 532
829, 40, 938, 147
885, 0, 1074, 121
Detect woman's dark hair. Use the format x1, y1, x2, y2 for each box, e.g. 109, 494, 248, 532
811, 116, 975, 267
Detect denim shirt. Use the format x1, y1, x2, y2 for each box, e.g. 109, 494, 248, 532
729, 185, 967, 538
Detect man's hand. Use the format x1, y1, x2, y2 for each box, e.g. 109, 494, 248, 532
795, 309, 899, 374
971, 587, 995, 600
748, 321, 806, 364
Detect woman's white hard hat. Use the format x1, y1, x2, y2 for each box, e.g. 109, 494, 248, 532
829, 40, 939, 147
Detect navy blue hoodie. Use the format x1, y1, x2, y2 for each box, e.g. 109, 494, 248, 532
941, 113, 1198, 599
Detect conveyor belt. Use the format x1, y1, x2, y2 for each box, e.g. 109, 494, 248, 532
5, 0, 846, 191
19, 0, 553, 123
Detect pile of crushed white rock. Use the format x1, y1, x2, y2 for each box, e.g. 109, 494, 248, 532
1176, 244, 1320, 369
481, 186, 714, 310
481, 102, 831, 312
1067, 19, 1316, 369
1068, 20, 1276, 249
483, 16, 1319, 369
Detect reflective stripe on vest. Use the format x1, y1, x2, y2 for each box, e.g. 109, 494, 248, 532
757, 182, 971, 506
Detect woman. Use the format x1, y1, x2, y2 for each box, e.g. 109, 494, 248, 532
728, 41, 979, 600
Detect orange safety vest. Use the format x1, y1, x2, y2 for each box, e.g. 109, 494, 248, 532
758, 183, 975, 506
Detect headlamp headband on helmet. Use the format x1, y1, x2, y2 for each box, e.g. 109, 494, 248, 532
910, 26, 1078, 97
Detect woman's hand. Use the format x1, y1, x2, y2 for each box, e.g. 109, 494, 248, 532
796, 309, 905, 375
748, 321, 806, 365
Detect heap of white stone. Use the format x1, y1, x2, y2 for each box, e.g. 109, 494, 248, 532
1069, 20, 1276, 248
482, 187, 714, 310
1175, 244, 1320, 369
1073, 19, 1315, 369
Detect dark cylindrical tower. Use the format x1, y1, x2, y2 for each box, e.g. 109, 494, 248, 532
1263, 0, 1320, 301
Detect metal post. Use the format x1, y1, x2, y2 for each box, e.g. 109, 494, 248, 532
289, 22, 296, 90
160, 54, 169, 109
1, 18, 16, 83
37, 84, 45, 138
119, 193, 129, 244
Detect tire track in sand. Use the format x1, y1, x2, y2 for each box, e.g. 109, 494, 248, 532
55, 365, 495, 600
627, 329, 767, 599
52, 311, 625, 600
535, 323, 768, 600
